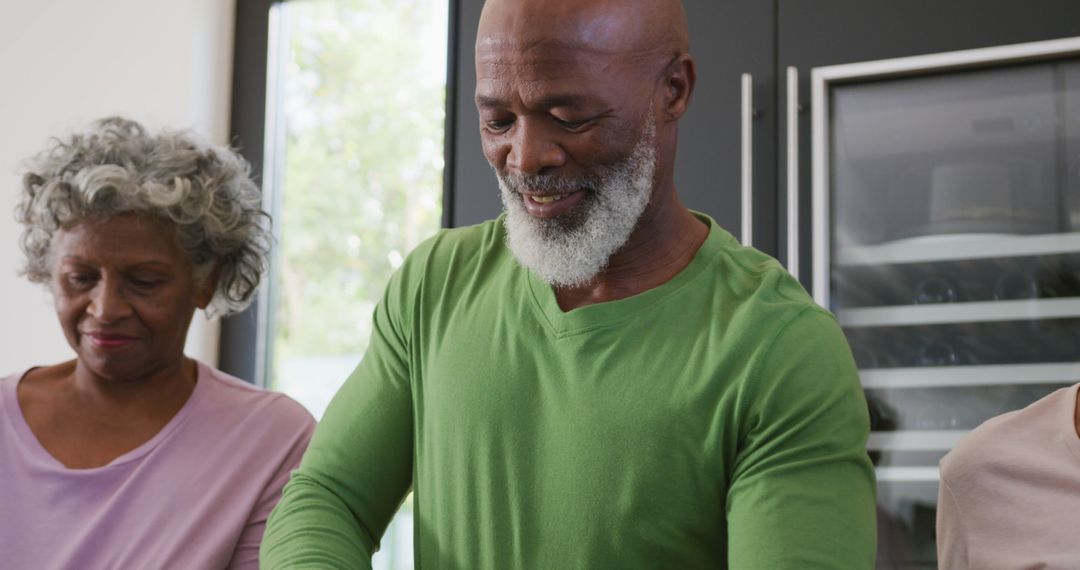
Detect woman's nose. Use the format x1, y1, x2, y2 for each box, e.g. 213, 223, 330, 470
87, 278, 133, 322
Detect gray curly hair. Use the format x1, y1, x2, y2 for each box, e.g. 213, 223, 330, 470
16, 116, 270, 318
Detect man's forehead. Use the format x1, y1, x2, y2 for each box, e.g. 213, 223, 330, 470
475, 0, 688, 62
477, 40, 626, 76
475, 48, 631, 107
476, 24, 657, 68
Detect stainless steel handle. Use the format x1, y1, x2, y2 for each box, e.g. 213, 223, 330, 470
786, 66, 799, 280
740, 73, 753, 246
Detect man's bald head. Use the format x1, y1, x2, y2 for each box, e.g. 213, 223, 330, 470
477, 0, 689, 64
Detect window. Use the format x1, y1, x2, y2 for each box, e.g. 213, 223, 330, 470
230, 0, 451, 567
264, 0, 447, 418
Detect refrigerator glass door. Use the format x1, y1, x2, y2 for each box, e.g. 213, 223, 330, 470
812, 37, 1080, 568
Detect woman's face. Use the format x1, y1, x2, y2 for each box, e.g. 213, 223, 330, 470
50, 213, 213, 381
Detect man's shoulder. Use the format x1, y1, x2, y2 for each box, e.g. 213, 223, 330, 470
692, 219, 852, 397
690, 212, 812, 304
639, 213, 833, 363
698, 226, 827, 333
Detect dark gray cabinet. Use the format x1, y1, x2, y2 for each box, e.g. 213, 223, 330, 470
780, 0, 1080, 286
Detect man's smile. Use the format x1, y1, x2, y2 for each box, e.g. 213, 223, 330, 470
529, 193, 569, 204
521, 188, 587, 218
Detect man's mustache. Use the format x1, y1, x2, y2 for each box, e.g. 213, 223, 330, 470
496, 171, 595, 195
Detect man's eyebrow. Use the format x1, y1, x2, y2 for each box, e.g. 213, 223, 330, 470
536, 94, 593, 108
476, 95, 506, 109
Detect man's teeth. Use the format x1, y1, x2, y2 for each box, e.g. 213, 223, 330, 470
531, 194, 568, 204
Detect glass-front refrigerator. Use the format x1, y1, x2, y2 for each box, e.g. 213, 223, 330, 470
810, 37, 1080, 567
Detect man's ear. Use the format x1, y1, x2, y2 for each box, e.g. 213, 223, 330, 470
195, 263, 221, 310
661, 53, 696, 122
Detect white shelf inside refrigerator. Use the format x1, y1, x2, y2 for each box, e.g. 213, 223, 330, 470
838, 297, 1080, 327
867, 430, 968, 451
859, 362, 1080, 389
835, 232, 1080, 267
874, 466, 941, 482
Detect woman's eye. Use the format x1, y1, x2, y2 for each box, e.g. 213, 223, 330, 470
66, 273, 96, 287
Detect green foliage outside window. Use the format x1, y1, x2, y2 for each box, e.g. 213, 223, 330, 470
273, 0, 445, 384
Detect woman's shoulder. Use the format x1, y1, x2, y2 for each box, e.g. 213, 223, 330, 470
195, 362, 316, 432
4, 360, 75, 384
0, 361, 74, 408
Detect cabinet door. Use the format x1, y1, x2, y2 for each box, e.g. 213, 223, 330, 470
449, 0, 776, 254
779, 0, 1080, 284
779, 3, 1080, 568
678, 0, 775, 251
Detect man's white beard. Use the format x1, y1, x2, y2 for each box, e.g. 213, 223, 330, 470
498, 119, 657, 288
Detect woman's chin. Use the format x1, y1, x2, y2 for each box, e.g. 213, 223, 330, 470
76, 350, 152, 382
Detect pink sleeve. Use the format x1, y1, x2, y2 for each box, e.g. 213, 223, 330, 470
227, 417, 315, 569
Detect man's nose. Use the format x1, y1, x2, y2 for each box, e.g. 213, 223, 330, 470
505, 120, 566, 175
88, 277, 133, 323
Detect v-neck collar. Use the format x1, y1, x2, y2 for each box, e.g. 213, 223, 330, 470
2, 361, 208, 473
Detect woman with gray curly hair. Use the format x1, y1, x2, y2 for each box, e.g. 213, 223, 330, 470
0, 117, 314, 569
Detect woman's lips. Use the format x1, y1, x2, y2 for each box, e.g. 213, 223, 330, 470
86, 332, 138, 349
521, 189, 586, 219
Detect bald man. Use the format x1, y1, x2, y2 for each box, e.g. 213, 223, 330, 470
261, 1, 876, 568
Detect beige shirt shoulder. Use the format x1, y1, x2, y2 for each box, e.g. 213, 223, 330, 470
937, 383, 1080, 569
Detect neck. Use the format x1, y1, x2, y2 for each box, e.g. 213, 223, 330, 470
553, 190, 708, 311
70, 356, 197, 417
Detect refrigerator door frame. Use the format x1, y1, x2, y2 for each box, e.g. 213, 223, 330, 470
810, 35, 1080, 307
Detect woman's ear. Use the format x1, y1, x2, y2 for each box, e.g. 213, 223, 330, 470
195, 263, 221, 310
661, 53, 697, 122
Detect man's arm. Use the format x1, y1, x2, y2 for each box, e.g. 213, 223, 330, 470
260, 268, 417, 569
727, 307, 877, 569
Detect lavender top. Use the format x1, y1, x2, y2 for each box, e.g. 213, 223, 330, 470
0, 361, 315, 569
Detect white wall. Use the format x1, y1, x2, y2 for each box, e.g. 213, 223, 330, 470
0, 0, 237, 372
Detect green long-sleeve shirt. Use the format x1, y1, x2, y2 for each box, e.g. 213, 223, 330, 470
261, 213, 876, 569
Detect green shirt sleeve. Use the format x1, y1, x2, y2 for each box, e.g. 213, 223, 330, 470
260, 254, 420, 569
727, 307, 877, 569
